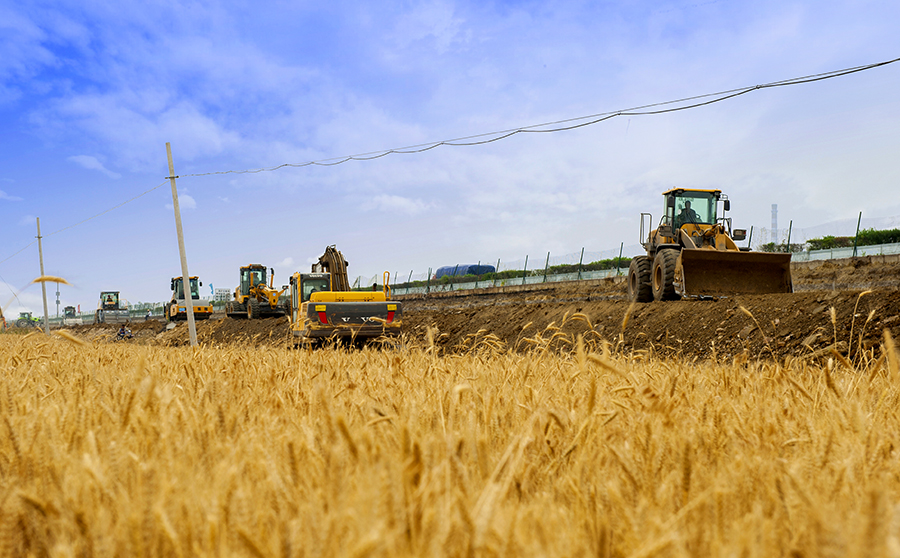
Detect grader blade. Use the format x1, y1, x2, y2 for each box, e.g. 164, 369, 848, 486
679, 249, 792, 297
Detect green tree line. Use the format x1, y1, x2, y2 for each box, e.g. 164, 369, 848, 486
760, 227, 900, 253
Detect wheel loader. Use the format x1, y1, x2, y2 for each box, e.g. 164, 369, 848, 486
225, 264, 288, 319
628, 188, 792, 302
166, 276, 214, 321
287, 245, 402, 346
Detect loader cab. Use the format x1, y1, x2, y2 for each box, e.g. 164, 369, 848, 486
664, 189, 724, 230
64, 306, 76, 318
171, 276, 201, 300
239, 265, 268, 296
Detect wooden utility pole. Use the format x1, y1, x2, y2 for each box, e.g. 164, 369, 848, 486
166, 143, 198, 347
36, 218, 50, 334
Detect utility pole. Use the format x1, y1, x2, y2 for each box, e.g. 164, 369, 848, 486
166, 143, 198, 347
36, 218, 50, 334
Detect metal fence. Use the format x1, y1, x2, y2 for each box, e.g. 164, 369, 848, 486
791, 241, 900, 261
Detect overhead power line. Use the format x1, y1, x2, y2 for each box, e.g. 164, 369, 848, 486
1, 56, 898, 268
174, 56, 900, 179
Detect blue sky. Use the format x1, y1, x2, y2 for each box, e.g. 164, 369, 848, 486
2, 0, 899, 315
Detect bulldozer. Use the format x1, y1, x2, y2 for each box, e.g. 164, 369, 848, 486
166, 276, 214, 321
287, 245, 401, 346
225, 264, 288, 319
628, 188, 792, 302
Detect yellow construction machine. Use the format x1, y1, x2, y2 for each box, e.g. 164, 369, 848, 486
93, 291, 130, 324
628, 188, 792, 302
225, 264, 288, 319
287, 245, 401, 346
166, 276, 214, 321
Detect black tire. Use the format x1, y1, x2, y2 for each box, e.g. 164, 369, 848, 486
627, 256, 653, 302
247, 299, 261, 319
652, 249, 680, 301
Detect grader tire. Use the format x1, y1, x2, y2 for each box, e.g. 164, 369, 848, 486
652, 249, 680, 301
247, 299, 261, 320
627, 256, 653, 303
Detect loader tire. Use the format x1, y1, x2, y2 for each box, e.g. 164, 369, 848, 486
247, 299, 261, 320
652, 249, 680, 301
627, 256, 653, 302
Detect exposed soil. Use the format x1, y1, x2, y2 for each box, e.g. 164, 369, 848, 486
60, 255, 900, 360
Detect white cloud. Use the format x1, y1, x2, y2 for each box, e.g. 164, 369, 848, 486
166, 193, 196, 211
67, 155, 121, 179
364, 194, 432, 215
276, 257, 294, 268
18, 214, 35, 226
0, 189, 22, 201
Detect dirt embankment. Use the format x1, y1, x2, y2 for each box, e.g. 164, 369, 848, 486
61, 256, 900, 359
66, 316, 290, 347
398, 256, 900, 359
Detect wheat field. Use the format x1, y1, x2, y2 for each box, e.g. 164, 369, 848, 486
1, 325, 900, 557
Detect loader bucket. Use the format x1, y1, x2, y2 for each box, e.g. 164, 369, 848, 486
679, 249, 792, 297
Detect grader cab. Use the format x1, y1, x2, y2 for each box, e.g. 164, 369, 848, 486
226, 264, 287, 319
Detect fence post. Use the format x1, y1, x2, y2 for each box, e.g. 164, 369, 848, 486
576, 248, 584, 281
748, 226, 753, 250
786, 221, 793, 253
542, 252, 550, 283
852, 211, 862, 257
494, 259, 501, 287
426, 268, 431, 294
616, 242, 624, 276
522, 255, 529, 285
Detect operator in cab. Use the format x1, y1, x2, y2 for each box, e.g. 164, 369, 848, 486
675, 200, 700, 228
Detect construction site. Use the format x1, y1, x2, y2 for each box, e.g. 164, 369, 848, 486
59, 254, 900, 361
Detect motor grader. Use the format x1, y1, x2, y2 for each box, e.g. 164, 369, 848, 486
628, 188, 792, 302
225, 264, 287, 319
287, 245, 401, 346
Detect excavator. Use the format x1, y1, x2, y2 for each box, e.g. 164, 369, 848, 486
287, 245, 401, 346
225, 264, 288, 319
166, 276, 214, 321
628, 188, 792, 302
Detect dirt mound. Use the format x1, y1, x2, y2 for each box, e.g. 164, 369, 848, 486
62, 316, 290, 347
155, 316, 290, 347
398, 255, 900, 360
403, 288, 900, 360
793, 256, 900, 291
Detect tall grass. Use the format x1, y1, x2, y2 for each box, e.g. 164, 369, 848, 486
1, 326, 899, 556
